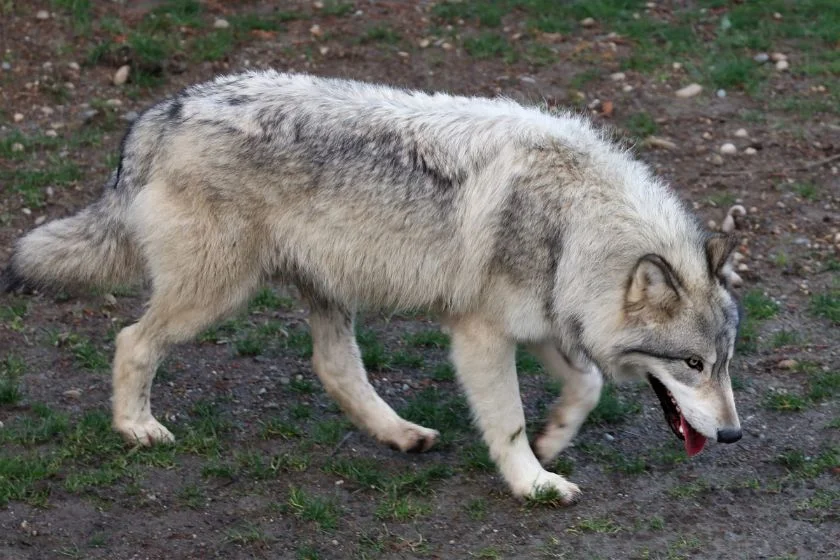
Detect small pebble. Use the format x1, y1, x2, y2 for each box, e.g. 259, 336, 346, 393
734, 128, 749, 138
737, 263, 749, 272
770, 52, 787, 62
106, 98, 122, 106
418, 38, 430, 48
63, 389, 82, 399
213, 18, 230, 29
68, 61, 80, 71
319, 46, 329, 55
720, 143, 737, 155
716, 89, 726, 98
675, 83, 702, 98
744, 147, 757, 155
122, 111, 139, 122
313, 0, 324, 8
81, 109, 99, 123
672, 62, 682, 70
36, 9, 49, 19
22, 207, 32, 216
580, 17, 596, 27
775, 59, 789, 71
309, 24, 322, 37
777, 359, 798, 370
11, 142, 24, 152
711, 154, 723, 166
753, 52, 769, 63
610, 72, 626, 81
113, 64, 130, 86
441, 42, 453, 50
1, 61, 10, 71
41, 106, 54, 116
622, 84, 633, 92
45, 129, 58, 138
34, 216, 46, 225
13, 112, 24, 122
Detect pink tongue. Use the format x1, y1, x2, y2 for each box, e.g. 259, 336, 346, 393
681, 415, 707, 457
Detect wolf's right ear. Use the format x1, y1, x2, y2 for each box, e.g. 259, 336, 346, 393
705, 233, 738, 278
624, 254, 681, 321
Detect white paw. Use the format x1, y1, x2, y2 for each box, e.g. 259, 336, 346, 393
514, 470, 581, 505
384, 421, 439, 453
114, 417, 175, 446
533, 426, 574, 464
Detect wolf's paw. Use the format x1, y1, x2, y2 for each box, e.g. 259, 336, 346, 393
515, 471, 581, 506
532, 426, 574, 465
115, 417, 175, 446
385, 421, 439, 453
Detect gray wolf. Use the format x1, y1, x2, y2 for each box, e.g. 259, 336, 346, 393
2, 71, 743, 503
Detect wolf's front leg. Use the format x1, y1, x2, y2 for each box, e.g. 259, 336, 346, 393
529, 342, 603, 464
449, 315, 581, 504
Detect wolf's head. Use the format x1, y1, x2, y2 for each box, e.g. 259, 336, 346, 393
609, 234, 742, 456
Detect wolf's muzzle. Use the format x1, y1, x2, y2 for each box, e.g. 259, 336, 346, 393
716, 428, 742, 443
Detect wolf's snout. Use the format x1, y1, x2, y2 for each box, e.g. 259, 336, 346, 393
716, 428, 742, 444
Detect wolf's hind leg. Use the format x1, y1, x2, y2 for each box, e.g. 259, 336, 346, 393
530, 342, 603, 464
306, 296, 439, 452
113, 276, 258, 445
449, 315, 581, 503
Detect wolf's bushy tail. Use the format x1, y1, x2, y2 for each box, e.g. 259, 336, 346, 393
2, 182, 143, 293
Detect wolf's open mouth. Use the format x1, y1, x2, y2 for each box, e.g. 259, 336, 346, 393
647, 374, 707, 457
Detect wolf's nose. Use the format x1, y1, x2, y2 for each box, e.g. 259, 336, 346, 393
716, 428, 742, 443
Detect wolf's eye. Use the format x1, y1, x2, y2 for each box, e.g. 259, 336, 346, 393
685, 357, 703, 371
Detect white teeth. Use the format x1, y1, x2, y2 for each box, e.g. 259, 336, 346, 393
679, 425, 684, 435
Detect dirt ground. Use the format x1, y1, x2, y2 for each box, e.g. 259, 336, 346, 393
0, 1, 838, 559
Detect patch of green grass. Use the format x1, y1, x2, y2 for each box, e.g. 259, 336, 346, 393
0, 453, 57, 507
390, 350, 424, 369
464, 32, 516, 63
191, 30, 234, 62
776, 448, 838, 479
770, 329, 801, 348
705, 192, 737, 209
465, 498, 488, 520
667, 479, 710, 499
743, 289, 779, 320
810, 289, 840, 324
63, 334, 109, 371
357, 328, 388, 371
793, 182, 819, 201
808, 370, 840, 402
249, 287, 294, 312
311, 418, 351, 447
569, 68, 601, 91
176, 483, 205, 509
404, 329, 449, 349
375, 495, 430, 521
324, 457, 386, 489
797, 489, 840, 511
400, 387, 470, 444
433, 1, 505, 27
587, 384, 640, 424
525, 484, 566, 508
461, 441, 494, 472
569, 516, 622, 534
764, 392, 807, 412
624, 111, 658, 138
708, 57, 762, 92
474, 547, 502, 559
3, 161, 82, 208
321, 1, 353, 17
52, 0, 92, 32
259, 417, 301, 440
229, 11, 300, 32
359, 25, 401, 45
0, 354, 25, 405
224, 522, 273, 548
287, 486, 340, 530
0, 403, 69, 446
387, 465, 453, 496
516, 348, 543, 374
431, 362, 456, 382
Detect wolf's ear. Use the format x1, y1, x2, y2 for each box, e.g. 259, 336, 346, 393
625, 254, 681, 320
705, 233, 738, 278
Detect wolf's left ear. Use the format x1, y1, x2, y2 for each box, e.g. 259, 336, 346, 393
705, 233, 738, 278
625, 254, 682, 320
